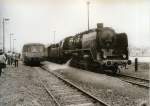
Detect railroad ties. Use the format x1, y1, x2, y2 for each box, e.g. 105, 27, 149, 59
35, 67, 109, 106
117, 74, 150, 89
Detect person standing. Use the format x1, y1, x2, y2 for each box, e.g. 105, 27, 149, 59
14, 53, 19, 67
12, 52, 15, 66
7, 51, 11, 65
0, 50, 6, 76
10, 53, 13, 66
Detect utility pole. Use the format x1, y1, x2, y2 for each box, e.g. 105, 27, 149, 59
10, 33, 13, 52
2, 18, 9, 53
13, 39, 16, 52
2, 19, 5, 52
87, 1, 90, 31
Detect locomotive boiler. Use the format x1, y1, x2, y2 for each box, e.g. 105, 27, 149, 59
47, 23, 131, 73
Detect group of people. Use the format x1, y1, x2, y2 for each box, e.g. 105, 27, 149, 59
7, 51, 20, 67
0, 49, 20, 76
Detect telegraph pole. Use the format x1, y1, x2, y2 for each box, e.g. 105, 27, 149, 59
87, 1, 90, 31
13, 39, 16, 52
2, 18, 9, 52
10, 33, 13, 52
2, 19, 5, 52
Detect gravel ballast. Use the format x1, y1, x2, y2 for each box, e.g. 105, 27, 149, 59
43, 61, 149, 106
0, 64, 55, 106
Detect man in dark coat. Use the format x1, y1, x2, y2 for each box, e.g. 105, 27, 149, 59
0, 50, 6, 76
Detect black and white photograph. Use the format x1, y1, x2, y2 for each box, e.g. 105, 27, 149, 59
0, 0, 149, 106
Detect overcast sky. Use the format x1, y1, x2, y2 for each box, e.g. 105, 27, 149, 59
0, 0, 150, 52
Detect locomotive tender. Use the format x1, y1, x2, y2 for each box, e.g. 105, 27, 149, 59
22, 43, 45, 65
47, 23, 131, 73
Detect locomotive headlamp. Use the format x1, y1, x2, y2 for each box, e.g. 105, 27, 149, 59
107, 61, 111, 65
103, 55, 107, 59
123, 54, 126, 58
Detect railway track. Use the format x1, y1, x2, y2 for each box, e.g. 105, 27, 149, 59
35, 67, 109, 106
117, 74, 150, 89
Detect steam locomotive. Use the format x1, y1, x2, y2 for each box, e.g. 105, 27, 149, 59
47, 23, 131, 73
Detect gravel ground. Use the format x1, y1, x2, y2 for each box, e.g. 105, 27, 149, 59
0, 63, 55, 106
120, 62, 149, 80
43, 61, 149, 106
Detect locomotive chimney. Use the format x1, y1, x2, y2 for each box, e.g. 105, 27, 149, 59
97, 23, 103, 29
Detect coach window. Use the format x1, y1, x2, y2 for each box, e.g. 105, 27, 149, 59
28, 47, 31, 52
39, 46, 44, 52
77, 37, 80, 43
24, 47, 25, 52
25, 47, 27, 52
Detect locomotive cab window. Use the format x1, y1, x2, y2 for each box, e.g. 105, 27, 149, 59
68, 38, 74, 46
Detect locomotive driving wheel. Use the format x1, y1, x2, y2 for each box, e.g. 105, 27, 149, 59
111, 64, 118, 74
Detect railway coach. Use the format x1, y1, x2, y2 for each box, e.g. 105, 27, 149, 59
22, 43, 45, 65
